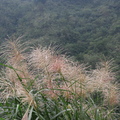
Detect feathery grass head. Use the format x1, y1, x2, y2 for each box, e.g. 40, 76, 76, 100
86, 60, 120, 106
29, 46, 54, 70
0, 36, 32, 84
17, 87, 37, 108
0, 36, 28, 64
0, 36, 34, 102
103, 83, 120, 106
48, 55, 66, 73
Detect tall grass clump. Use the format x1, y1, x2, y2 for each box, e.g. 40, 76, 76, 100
0, 36, 120, 120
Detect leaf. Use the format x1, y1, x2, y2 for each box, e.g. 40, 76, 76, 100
21, 110, 29, 120
51, 109, 71, 120
0, 118, 6, 120
28, 106, 33, 120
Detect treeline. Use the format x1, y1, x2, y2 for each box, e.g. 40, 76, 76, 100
0, 0, 120, 80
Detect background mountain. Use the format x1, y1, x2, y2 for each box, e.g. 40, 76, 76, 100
0, 0, 120, 80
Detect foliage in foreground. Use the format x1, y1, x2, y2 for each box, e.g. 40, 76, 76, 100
0, 37, 120, 120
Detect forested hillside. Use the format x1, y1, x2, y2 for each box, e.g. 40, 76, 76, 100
0, 0, 120, 80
